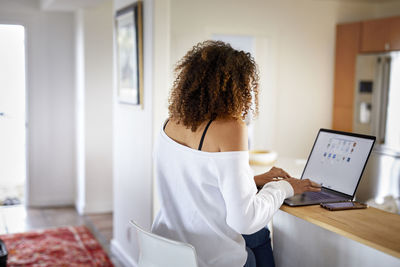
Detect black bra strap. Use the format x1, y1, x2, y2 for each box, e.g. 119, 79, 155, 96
163, 119, 169, 131
198, 120, 213, 151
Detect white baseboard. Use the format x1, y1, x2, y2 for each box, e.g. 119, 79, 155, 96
111, 239, 137, 267
28, 196, 74, 207
75, 200, 113, 215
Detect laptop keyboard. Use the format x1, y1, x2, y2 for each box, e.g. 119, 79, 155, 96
304, 191, 343, 201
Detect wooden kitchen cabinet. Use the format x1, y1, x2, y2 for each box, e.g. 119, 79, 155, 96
361, 16, 400, 52
332, 22, 361, 132
388, 17, 400, 50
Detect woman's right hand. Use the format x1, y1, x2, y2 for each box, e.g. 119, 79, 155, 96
284, 178, 321, 195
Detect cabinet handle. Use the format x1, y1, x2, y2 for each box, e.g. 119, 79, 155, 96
385, 43, 390, 50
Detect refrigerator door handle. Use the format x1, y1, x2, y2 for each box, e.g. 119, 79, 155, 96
373, 57, 383, 142
378, 57, 391, 144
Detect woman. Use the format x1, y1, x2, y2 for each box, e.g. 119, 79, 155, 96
152, 40, 321, 267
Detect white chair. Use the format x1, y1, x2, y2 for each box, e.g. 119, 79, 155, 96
129, 220, 198, 267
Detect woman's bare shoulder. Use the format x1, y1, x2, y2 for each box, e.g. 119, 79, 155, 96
211, 118, 248, 152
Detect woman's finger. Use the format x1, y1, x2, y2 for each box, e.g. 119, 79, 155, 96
310, 181, 322, 188
307, 186, 321, 192
278, 168, 291, 178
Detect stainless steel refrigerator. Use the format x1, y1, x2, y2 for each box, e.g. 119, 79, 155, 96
353, 52, 400, 211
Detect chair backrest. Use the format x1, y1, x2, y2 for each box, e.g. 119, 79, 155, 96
129, 220, 198, 267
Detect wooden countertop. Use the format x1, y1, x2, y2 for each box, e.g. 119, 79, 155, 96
280, 204, 400, 258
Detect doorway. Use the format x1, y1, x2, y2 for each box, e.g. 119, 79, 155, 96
0, 24, 26, 206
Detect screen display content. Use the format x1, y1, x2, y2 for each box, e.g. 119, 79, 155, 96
302, 131, 374, 196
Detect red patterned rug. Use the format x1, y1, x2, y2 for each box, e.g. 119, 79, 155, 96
0, 226, 114, 266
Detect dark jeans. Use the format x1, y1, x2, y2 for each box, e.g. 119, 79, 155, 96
243, 227, 275, 267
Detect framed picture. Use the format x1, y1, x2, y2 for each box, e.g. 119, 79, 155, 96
115, 1, 143, 107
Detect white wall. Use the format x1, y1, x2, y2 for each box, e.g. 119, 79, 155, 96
151, 0, 171, 219
166, 0, 383, 159
0, 0, 76, 206
111, 0, 154, 266
75, 0, 114, 214
375, 1, 400, 17
164, 0, 400, 160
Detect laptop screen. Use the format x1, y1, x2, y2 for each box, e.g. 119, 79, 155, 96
301, 130, 375, 196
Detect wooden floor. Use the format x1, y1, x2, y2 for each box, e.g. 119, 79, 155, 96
0, 205, 122, 266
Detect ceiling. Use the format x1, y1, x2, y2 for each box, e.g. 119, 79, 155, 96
40, 0, 108, 11
40, 0, 400, 11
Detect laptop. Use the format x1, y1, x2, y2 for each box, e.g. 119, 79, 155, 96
284, 128, 375, 207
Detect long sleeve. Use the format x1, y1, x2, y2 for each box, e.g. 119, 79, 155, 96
214, 153, 294, 235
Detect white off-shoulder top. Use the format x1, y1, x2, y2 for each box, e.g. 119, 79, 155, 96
151, 125, 294, 267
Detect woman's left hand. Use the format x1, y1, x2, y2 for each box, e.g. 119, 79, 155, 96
265, 166, 291, 179
254, 166, 291, 187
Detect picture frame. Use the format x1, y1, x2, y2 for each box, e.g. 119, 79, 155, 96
115, 1, 143, 107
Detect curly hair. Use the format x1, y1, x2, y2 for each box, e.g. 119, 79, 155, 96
168, 40, 259, 131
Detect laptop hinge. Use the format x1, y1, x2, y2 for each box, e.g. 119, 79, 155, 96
322, 187, 352, 199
